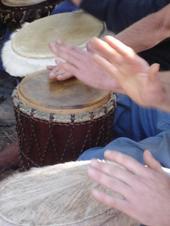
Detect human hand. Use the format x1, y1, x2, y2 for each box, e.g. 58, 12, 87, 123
88, 150, 170, 226
49, 41, 123, 92
87, 36, 166, 108
71, 0, 82, 6
47, 64, 74, 81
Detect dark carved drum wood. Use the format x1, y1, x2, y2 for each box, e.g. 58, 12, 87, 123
0, 0, 61, 31
13, 70, 116, 169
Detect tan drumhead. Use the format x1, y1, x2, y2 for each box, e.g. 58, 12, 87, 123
0, 161, 139, 226
1, 0, 46, 7
17, 70, 110, 114
12, 11, 104, 58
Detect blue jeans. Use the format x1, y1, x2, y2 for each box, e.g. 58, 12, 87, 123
79, 94, 170, 168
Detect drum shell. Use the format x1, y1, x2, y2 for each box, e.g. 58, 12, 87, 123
14, 100, 115, 169
0, 0, 61, 30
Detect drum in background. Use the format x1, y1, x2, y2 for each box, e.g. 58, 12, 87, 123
0, 0, 61, 30
2, 11, 105, 77
13, 70, 115, 169
0, 161, 140, 226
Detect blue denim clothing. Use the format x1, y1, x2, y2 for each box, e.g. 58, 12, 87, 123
52, 0, 78, 14
79, 95, 170, 168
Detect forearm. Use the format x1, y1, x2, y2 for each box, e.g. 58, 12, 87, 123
115, 5, 170, 53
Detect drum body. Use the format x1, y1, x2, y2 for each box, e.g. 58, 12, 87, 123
0, 0, 61, 31
13, 70, 116, 169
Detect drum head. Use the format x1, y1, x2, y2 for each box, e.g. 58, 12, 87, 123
17, 70, 110, 114
1, 0, 46, 7
12, 11, 104, 58
2, 39, 55, 77
0, 161, 139, 226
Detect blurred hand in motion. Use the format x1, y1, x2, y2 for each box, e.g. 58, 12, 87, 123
48, 41, 122, 92
88, 150, 170, 226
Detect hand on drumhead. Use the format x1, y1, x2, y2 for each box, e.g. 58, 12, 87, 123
87, 36, 166, 109
49, 41, 123, 91
47, 64, 74, 81
88, 150, 170, 226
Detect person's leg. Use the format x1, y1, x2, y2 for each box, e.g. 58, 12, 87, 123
52, 0, 78, 14
0, 142, 19, 170
79, 94, 170, 166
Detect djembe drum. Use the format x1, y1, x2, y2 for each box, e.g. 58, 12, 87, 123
0, 161, 140, 226
2, 11, 104, 77
0, 0, 61, 30
13, 70, 115, 169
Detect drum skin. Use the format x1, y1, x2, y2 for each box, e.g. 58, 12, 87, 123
0, 162, 140, 226
13, 70, 116, 169
0, 0, 62, 30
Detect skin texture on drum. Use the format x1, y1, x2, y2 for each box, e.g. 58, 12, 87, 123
12, 11, 104, 58
0, 161, 140, 226
17, 70, 110, 113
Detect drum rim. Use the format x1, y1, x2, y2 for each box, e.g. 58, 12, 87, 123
1, 0, 47, 7
14, 70, 113, 114
13, 89, 115, 123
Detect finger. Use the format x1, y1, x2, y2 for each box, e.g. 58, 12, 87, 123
57, 72, 74, 81
103, 35, 136, 59
143, 150, 162, 172
49, 63, 78, 80
49, 42, 82, 65
88, 164, 131, 197
87, 37, 122, 64
48, 66, 64, 79
93, 54, 120, 80
47, 65, 55, 71
104, 151, 147, 176
148, 63, 160, 81
90, 159, 137, 186
49, 71, 73, 81
91, 189, 129, 213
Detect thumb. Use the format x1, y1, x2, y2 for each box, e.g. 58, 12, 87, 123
144, 150, 162, 172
